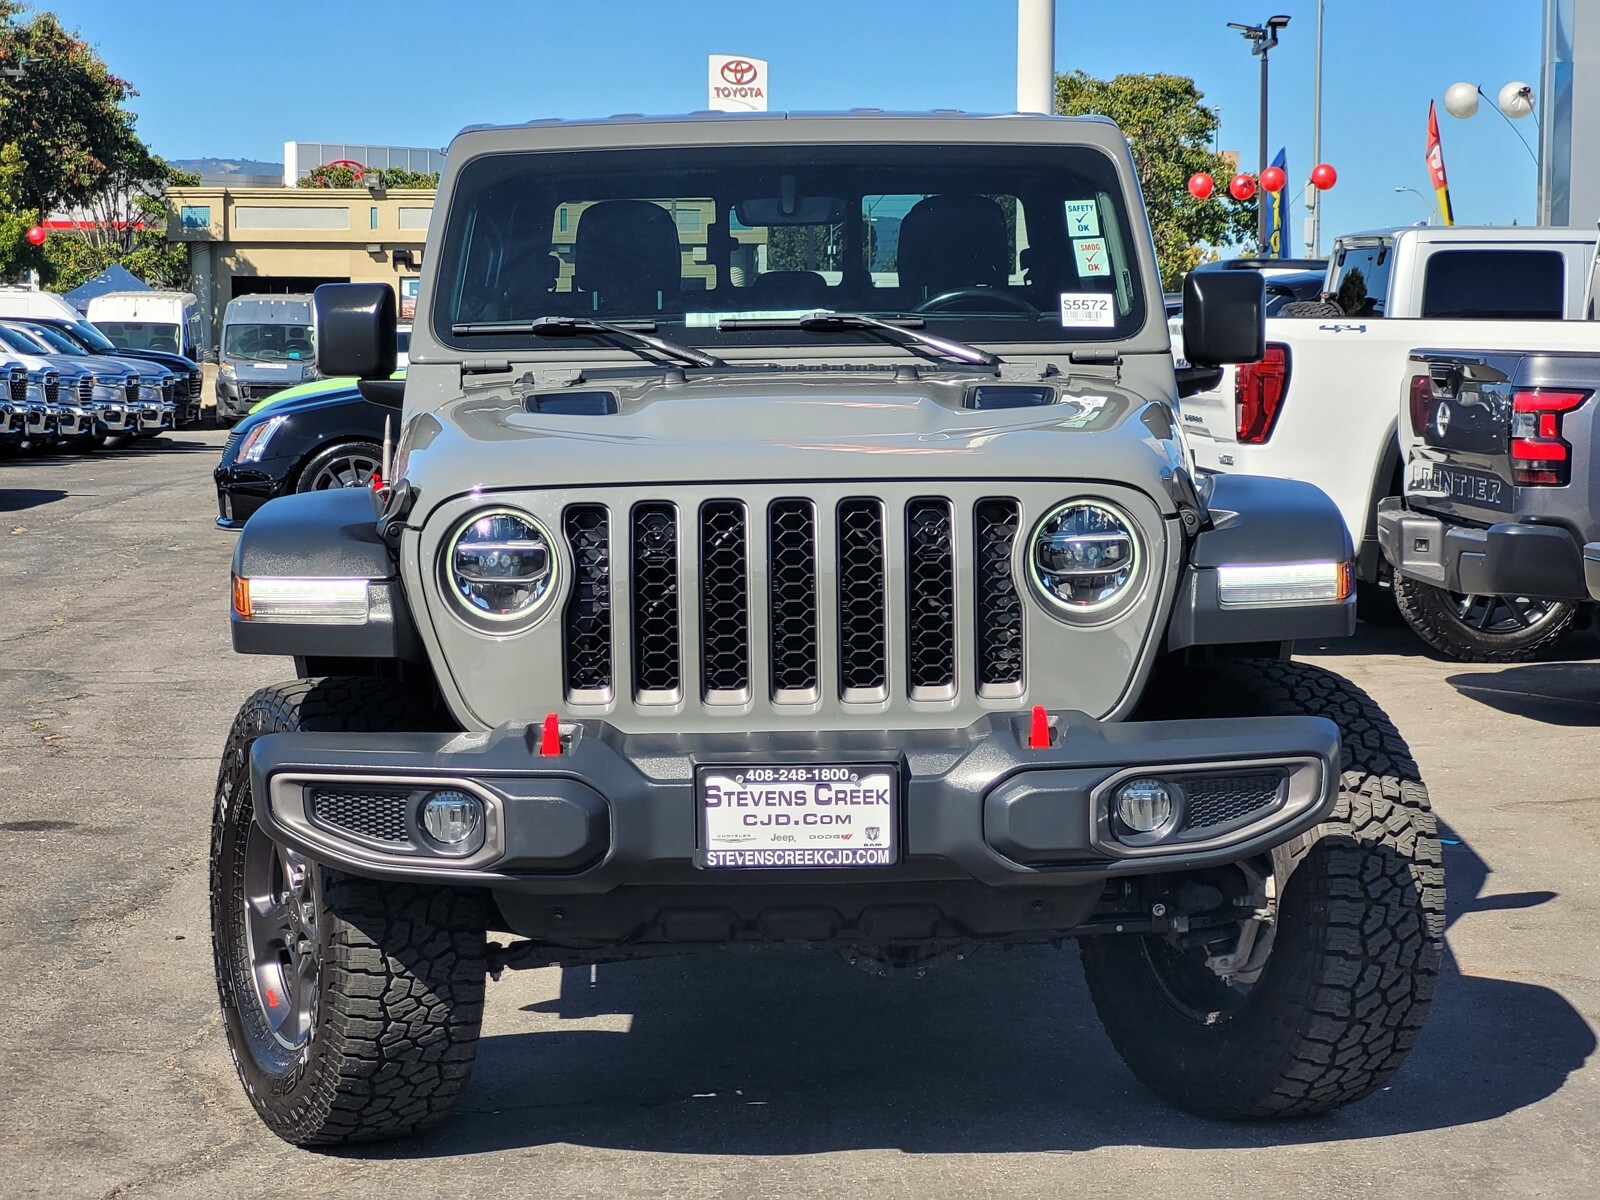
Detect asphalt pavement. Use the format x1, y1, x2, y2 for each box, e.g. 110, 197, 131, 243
1, 430, 1596, 1198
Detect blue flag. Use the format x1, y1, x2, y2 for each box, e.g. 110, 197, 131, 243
1266, 147, 1288, 259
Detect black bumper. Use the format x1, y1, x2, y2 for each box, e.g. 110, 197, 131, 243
214, 460, 293, 529
1377, 497, 1589, 600
251, 712, 1339, 907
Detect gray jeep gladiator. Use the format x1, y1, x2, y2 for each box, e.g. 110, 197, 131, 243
211, 112, 1443, 1146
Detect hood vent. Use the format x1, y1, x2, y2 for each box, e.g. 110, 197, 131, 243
965, 384, 1056, 410
525, 390, 618, 415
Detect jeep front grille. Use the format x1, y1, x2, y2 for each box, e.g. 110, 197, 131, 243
562, 505, 613, 698
559, 493, 1029, 708
974, 499, 1025, 693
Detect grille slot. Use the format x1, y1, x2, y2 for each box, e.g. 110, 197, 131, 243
124, 377, 139, 403
562, 504, 612, 699
769, 500, 819, 697
42, 374, 59, 405
905, 498, 956, 696
309, 787, 411, 844
837, 498, 888, 697
699, 501, 750, 699
9, 370, 25, 403
161, 378, 175, 402
189, 371, 203, 398
1182, 774, 1285, 831
630, 502, 681, 698
974, 499, 1025, 693
77, 377, 94, 404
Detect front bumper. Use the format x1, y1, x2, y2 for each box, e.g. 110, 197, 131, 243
50, 404, 100, 439
214, 456, 294, 529
252, 712, 1340, 914
1377, 497, 1588, 600
23, 407, 56, 438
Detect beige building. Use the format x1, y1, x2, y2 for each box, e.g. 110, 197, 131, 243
165, 185, 435, 348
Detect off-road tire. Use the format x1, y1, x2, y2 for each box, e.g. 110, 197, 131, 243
211, 677, 487, 1146
1392, 572, 1575, 661
1277, 299, 1346, 319
1083, 659, 1444, 1119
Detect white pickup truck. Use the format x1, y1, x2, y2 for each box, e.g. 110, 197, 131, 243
1180, 225, 1600, 658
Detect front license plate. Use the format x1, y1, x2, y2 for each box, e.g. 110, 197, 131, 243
1409, 462, 1511, 512
697, 764, 898, 869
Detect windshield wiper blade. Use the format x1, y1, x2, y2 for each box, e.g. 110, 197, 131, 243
451, 316, 726, 369
717, 312, 1000, 367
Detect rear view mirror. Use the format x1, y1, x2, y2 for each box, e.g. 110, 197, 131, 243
735, 195, 845, 226
314, 283, 396, 380
1182, 270, 1265, 367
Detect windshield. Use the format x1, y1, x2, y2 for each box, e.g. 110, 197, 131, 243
72, 321, 120, 353
0, 325, 48, 354
223, 322, 316, 362
96, 320, 180, 354
23, 324, 83, 354
433, 142, 1147, 353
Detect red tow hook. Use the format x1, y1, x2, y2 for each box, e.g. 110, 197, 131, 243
1028, 705, 1053, 750
538, 712, 563, 757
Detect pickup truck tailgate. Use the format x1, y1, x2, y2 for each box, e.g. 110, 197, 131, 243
1405, 349, 1597, 526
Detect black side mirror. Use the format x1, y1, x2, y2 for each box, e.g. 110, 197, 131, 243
314, 282, 396, 380
1182, 270, 1265, 367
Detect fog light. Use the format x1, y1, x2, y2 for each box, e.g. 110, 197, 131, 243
420, 790, 482, 848
1114, 778, 1175, 834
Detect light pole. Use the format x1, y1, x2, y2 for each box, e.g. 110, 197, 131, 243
1309, 0, 1324, 256
1394, 186, 1436, 224
1229, 15, 1292, 250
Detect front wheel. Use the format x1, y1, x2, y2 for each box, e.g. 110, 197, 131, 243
211, 678, 487, 1145
296, 440, 382, 493
1392, 572, 1575, 661
1083, 660, 1444, 1119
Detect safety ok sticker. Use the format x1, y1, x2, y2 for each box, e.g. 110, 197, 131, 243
1073, 237, 1110, 277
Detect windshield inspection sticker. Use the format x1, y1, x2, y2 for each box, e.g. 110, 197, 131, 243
1059, 292, 1116, 328
1073, 237, 1111, 277
1064, 199, 1101, 238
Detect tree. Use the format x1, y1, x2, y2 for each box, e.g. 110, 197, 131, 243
0, 141, 37, 281
1055, 71, 1254, 289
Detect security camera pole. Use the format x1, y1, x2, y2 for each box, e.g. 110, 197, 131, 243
1229, 15, 1291, 249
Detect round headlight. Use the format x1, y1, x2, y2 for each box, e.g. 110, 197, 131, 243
445, 509, 556, 624
1030, 500, 1141, 618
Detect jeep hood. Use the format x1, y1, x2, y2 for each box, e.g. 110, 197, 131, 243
399, 374, 1186, 516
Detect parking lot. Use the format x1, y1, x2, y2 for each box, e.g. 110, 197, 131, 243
1, 432, 1597, 1198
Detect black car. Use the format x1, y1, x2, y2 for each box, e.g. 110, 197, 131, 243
22, 315, 204, 426
213, 380, 390, 529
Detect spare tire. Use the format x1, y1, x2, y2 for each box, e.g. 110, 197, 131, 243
1276, 299, 1347, 319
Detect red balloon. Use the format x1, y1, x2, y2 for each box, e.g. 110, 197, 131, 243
1187, 172, 1215, 200
1228, 173, 1257, 202
1311, 163, 1338, 190
25, 225, 46, 246
1259, 166, 1287, 193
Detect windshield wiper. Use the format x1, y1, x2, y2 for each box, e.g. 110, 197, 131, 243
717, 312, 1000, 367
450, 316, 726, 369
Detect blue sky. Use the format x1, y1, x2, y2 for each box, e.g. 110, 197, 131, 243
50, 0, 1544, 248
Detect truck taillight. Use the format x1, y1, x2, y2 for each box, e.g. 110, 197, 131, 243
1408, 374, 1434, 436
1235, 343, 1290, 444
1510, 388, 1590, 486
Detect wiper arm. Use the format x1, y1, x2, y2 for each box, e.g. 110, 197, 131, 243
718, 312, 1000, 367
450, 316, 726, 369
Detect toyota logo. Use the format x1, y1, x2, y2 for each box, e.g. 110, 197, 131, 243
720, 59, 758, 85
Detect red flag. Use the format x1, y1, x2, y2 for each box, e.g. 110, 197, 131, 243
1426, 101, 1456, 226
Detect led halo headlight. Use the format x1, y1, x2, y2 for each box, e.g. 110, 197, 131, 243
1029, 499, 1143, 620
443, 507, 557, 627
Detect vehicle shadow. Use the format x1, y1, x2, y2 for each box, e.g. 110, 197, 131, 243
1446, 662, 1600, 726
0, 487, 68, 511
1297, 619, 1427, 658
341, 822, 1592, 1161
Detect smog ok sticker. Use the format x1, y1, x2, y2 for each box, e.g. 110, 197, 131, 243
1059, 292, 1116, 328
1073, 237, 1111, 277
1064, 199, 1101, 237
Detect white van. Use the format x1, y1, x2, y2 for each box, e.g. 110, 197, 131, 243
87, 290, 204, 360
215, 294, 318, 425
0, 286, 82, 322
